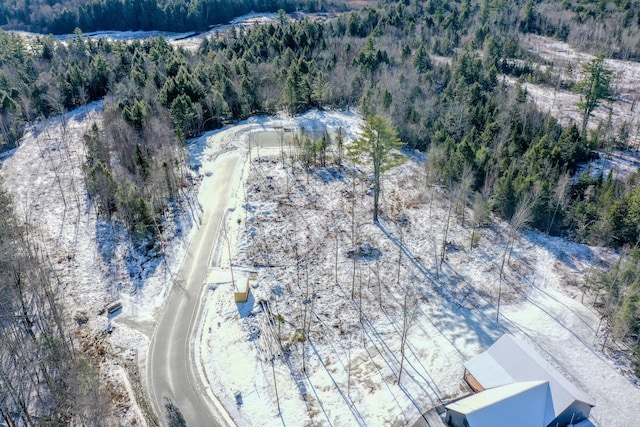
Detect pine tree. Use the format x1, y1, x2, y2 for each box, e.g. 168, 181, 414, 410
347, 115, 405, 223
412, 44, 432, 74
574, 56, 613, 133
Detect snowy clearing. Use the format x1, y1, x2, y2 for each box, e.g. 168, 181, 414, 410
9, 12, 336, 52
0, 94, 638, 427
520, 34, 640, 143
3, 15, 640, 427
193, 114, 640, 426
54, 30, 196, 42
171, 12, 336, 51
498, 34, 640, 180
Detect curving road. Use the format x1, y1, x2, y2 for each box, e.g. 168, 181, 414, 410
147, 153, 241, 427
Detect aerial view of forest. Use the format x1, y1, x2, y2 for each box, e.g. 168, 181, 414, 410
1, 1, 640, 426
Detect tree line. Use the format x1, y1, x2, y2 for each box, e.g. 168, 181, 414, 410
0, 0, 638, 274
0, 0, 307, 34
519, 0, 640, 60
586, 249, 640, 377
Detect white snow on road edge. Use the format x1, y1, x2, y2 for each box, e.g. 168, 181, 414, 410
193, 112, 640, 426
1, 104, 638, 426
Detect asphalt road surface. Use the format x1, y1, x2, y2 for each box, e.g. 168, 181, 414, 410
147, 153, 240, 427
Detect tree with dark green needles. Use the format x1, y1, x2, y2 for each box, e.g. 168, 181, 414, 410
574, 56, 613, 134
348, 115, 405, 223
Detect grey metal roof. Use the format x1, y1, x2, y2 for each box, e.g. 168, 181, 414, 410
446, 380, 551, 414
464, 335, 594, 419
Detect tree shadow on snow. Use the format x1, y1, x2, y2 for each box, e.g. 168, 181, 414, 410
169, 201, 193, 247
0, 146, 17, 162
186, 134, 209, 173
522, 230, 597, 271
377, 220, 507, 358
94, 216, 164, 297
124, 242, 163, 295
95, 218, 119, 274
311, 165, 348, 183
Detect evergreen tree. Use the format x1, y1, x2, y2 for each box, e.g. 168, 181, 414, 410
347, 115, 405, 223
170, 94, 200, 139
574, 56, 613, 133
413, 44, 432, 74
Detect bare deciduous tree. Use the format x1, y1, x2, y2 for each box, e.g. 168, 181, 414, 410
0, 180, 113, 425
547, 172, 571, 234
496, 196, 533, 322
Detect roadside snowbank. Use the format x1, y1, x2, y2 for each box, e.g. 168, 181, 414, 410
2, 104, 638, 426
194, 113, 640, 426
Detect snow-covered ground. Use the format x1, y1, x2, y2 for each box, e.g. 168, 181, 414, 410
193, 113, 640, 426
496, 34, 640, 181
4, 15, 639, 427
575, 149, 640, 180
9, 12, 336, 51
0, 102, 198, 425
523, 33, 640, 97
503, 74, 640, 150
516, 34, 640, 147
10, 12, 281, 43
54, 30, 196, 42
1, 95, 638, 425
171, 12, 336, 51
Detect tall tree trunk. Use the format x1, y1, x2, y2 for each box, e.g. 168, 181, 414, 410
373, 166, 380, 223
441, 196, 453, 264
496, 240, 509, 323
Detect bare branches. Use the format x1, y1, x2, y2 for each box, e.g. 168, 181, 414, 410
0, 180, 112, 425
496, 196, 533, 322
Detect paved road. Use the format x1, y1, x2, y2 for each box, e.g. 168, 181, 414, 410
147, 153, 241, 426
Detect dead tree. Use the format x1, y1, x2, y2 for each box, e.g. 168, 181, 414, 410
425, 144, 444, 218
272, 359, 281, 415
279, 129, 285, 166
470, 191, 490, 250
456, 163, 474, 227
440, 186, 455, 264
547, 172, 571, 234
347, 332, 352, 398
334, 228, 340, 284
335, 127, 344, 166
496, 197, 533, 322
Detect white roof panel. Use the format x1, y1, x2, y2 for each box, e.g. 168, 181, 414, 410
464, 335, 594, 417
446, 381, 555, 427
463, 350, 514, 388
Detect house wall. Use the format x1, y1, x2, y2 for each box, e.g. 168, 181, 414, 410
546, 402, 592, 427
464, 370, 485, 393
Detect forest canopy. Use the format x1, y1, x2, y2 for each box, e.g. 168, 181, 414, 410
0, 0, 309, 34
0, 1, 638, 248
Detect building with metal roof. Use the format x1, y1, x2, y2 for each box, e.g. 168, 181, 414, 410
445, 335, 594, 427
445, 381, 555, 427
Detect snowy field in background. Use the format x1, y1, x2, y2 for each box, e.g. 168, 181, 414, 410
10, 11, 336, 52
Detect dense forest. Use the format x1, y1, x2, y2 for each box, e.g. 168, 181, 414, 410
1, 1, 639, 247
3, 0, 640, 59
1, 0, 640, 423
0, 0, 309, 33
